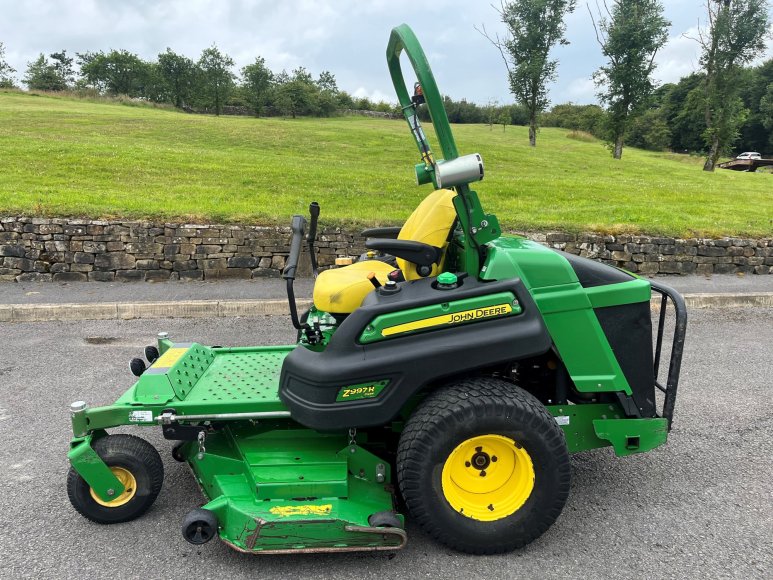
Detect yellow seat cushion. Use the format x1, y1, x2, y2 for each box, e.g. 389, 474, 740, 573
397, 189, 457, 280
312, 260, 395, 314
312, 189, 457, 313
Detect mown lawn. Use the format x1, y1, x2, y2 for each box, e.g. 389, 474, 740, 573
0, 91, 770, 237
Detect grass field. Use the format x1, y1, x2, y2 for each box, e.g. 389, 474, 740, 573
1, 90, 770, 237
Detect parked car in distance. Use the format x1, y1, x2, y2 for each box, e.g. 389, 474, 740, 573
736, 152, 762, 160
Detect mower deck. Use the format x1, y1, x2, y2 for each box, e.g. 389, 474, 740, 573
180, 424, 404, 553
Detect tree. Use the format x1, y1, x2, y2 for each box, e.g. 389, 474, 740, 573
24, 53, 68, 91
478, 0, 576, 146
760, 81, 773, 152
274, 67, 319, 118
316, 70, 338, 94
157, 48, 197, 108
197, 45, 235, 115
734, 59, 773, 155
627, 108, 672, 150
78, 50, 151, 96
694, 0, 770, 171
0, 42, 17, 88
590, 1, 670, 159
241, 56, 272, 116
50, 50, 74, 87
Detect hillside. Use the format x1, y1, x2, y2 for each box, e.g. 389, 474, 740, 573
0, 91, 770, 238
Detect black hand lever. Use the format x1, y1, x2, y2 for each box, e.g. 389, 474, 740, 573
308, 202, 320, 278
283, 215, 306, 330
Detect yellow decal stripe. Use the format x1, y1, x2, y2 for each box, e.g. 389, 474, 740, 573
382, 303, 512, 337
152, 347, 188, 368
269, 504, 333, 517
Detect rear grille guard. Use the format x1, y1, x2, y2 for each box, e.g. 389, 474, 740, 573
650, 280, 688, 430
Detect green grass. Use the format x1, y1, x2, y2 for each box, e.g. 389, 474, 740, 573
1, 90, 771, 237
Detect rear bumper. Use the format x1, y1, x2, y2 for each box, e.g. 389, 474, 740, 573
649, 281, 688, 430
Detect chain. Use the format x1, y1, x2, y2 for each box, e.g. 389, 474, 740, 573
197, 430, 207, 460
348, 427, 357, 447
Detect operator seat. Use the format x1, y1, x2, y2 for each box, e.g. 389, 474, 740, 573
312, 188, 457, 314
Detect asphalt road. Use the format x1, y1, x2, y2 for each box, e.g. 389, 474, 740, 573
0, 309, 771, 579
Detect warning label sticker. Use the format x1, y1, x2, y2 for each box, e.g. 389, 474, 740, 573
129, 410, 153, 423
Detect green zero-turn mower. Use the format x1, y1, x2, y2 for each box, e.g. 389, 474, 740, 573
66, 24, 688, 555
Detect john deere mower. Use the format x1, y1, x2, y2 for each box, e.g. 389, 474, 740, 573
65, 24, 687, 555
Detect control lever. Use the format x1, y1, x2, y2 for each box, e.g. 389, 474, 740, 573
308, 202, 320, 278
367, 272, 382, 289
282, 215, 307, 330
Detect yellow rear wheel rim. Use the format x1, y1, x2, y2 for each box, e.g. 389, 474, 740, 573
441, 434, 535, 522
89, 467, 137, 508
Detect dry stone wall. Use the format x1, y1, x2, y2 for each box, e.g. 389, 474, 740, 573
0, 217, 770, 282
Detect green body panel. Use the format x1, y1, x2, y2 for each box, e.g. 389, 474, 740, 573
68, 434, 125, 501
359, 291, 519, 344
482, 236, 654, 395
593, 418, 669, 456
547, 404, 668, 455
179, 424, 401, 552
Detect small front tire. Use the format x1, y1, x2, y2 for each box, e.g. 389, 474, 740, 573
182, 508, 218, 545
67, 434, 164, 524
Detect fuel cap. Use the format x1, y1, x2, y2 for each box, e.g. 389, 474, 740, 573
437, 272, 458, 289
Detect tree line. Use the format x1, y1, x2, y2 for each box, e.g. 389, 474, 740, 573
0, 42, 390, 118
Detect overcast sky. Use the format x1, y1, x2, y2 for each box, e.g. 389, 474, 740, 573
1, 1, 771, 105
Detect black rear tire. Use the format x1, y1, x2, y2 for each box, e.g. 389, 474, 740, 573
397, 377, 570, 554
67, 434, 164, 524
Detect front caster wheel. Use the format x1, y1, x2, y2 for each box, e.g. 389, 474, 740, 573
182, 508, 218, 545
67, 434, 164, 524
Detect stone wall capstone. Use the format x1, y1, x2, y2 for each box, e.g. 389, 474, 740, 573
0, 216, 770, 282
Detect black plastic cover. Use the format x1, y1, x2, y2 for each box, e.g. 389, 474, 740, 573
279, 276, 552, 430
595, 301, 656, 417
556, 250, 634, 288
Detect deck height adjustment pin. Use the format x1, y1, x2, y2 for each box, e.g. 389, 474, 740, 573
197, 430, 207, 460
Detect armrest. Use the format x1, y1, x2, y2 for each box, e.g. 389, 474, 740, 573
361, 226, 401, 239
365, 238, 441, 266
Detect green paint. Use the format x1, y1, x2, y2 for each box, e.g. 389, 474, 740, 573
336, 380, 390, 402
187, 424, 402, 552
547, 404, 669, 456
437, 271, 458, 285
67, 434, 125, 502
593, 418, 669, 456
359, 291, 519, 344
482, 235, 636, 395
546, 403, 624, 453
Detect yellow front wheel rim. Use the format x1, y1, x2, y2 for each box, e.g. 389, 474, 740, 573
441, 434, 535, 522
89, 467, 137, 507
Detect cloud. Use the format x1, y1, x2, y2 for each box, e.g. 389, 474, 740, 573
654, 27, 703, 85
352, 87, 395, 104
561, 77, 596, 104
1, 0, 770, 105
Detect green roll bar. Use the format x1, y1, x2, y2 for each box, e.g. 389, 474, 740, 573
386, 24, 501, 277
